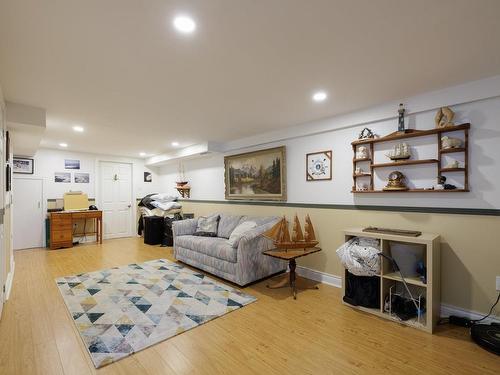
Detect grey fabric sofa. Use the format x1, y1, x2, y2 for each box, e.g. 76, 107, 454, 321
172, 214, 287, 286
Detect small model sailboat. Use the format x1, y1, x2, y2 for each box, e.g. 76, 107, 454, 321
386, 142, 411, 161
263, 214, 319, 250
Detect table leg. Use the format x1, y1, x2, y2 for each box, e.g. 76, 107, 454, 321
99, 217, 103, 244
289, 259, 297, 299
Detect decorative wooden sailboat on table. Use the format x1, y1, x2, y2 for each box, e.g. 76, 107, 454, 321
263, 214, 318, 251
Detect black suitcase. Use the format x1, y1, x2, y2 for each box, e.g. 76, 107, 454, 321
143, 216, 164, 245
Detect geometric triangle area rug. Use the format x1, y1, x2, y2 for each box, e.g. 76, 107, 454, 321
56, 259, 257, 368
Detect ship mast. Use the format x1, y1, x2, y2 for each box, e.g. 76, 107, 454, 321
304, 214, 316, 242
280, 217, 291, 243
291, 214, 304, 242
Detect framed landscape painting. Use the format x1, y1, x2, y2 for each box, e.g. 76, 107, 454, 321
224, 146, 286, 201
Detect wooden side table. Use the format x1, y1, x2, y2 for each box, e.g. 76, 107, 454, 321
262, 247, 321, 299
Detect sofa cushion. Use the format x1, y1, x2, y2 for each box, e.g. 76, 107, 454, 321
175, 235, 237, 263
217, 214, 242, 238
194, 214, 220, 237
227, 221, 257, 248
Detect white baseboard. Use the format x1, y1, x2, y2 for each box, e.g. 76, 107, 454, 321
441, 302, 499, 323
296, 265, 499, 322
296, 265, 342, 288
5, 261, 15, 300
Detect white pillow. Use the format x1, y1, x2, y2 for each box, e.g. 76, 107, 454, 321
227, 221, 257, 248
151, 193, 177, 202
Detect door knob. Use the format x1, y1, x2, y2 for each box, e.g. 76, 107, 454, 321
128, 204, 131, 208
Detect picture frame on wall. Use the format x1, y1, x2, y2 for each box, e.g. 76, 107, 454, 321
65, 159, 80, 169
55, 172, 71, 183
13, 157, 34, 174
6, 164, 11, 191
6, 131, 10, 163
74, 173, 90, 183
224, 146, 286, 201
144, 171, 152, 182
306, 150, 332, 181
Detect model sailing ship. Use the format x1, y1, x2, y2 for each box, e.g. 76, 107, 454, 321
263, 214, 319, 251
386, 142, 411, 161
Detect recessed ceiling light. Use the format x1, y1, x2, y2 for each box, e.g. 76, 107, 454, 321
171, 141, 179, 147
173, 15, 196, 34
139, 152, 146, 157
59, 143, 68, 148
72, 125, 84, 132
312, 91, 328, 102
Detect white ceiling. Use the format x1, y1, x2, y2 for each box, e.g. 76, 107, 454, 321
1, 0, 500, 158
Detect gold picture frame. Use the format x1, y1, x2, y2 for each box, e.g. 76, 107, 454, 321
224, 146, 286, 201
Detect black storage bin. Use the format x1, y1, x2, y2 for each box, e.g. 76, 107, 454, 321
162, 217, 175, 247
343, 270, 380, 309
143, 216, 164, 245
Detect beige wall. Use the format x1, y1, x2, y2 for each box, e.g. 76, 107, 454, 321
181, 201, 500, 315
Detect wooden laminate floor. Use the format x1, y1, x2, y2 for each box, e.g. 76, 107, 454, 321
0, 237, 498, 375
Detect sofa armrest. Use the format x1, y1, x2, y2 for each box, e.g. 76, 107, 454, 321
172, 218, 198, 237
234, 219, 286, 285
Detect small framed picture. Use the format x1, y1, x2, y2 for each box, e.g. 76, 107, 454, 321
13, 157, 34, 174
65, 159, 80, 169
55, 172, 71, 183
306, 150, 332, 181
74, 173, 90, 183
144, 171, 152, 182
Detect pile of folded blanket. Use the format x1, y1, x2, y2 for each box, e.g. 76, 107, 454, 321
138, 193, 182, 217
137, 193, 183, 236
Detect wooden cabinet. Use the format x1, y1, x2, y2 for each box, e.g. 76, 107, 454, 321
50, 213, 73, 249
49, 211, 103, 250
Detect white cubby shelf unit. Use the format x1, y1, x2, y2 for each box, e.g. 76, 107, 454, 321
342, 228, 440, 334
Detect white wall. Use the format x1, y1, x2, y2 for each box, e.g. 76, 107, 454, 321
158, 79, 500, 210
12, 148, 162, 238
14, 148, 161, 200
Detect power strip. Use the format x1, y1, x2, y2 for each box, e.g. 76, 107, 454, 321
449, 315, 473, 327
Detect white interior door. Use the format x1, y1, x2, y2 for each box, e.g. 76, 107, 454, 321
13, 178, 44, 250
100, 161, 133, 239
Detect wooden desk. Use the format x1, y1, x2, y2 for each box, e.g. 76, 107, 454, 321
49, 210, 103, 250
262, 247, 322, 299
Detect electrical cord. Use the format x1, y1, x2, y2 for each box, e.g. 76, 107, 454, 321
377, 252, 421, 312
447, 292, 500, 327
471, 292, 500, 324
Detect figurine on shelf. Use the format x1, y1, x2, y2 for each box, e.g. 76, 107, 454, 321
356, 182, 369, 191
356, 146, 369, 159
433, 176, 446, 190
175, 162, 191, 198
433, 176, 456, 190
383, 171, 408, 191
176, 162, 188, 187
397, 103, 406, 132
435, 107, 455, 128
355, 166, 363, 175
358, 128, 375, 140
441, 136, 462, 149
386, 142, 411, 161
444, 159, 461, 169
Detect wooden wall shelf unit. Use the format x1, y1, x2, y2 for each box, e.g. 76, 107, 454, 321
351, 123, 470, 193
350, 189, 469, 193
342, 228, 440, 333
